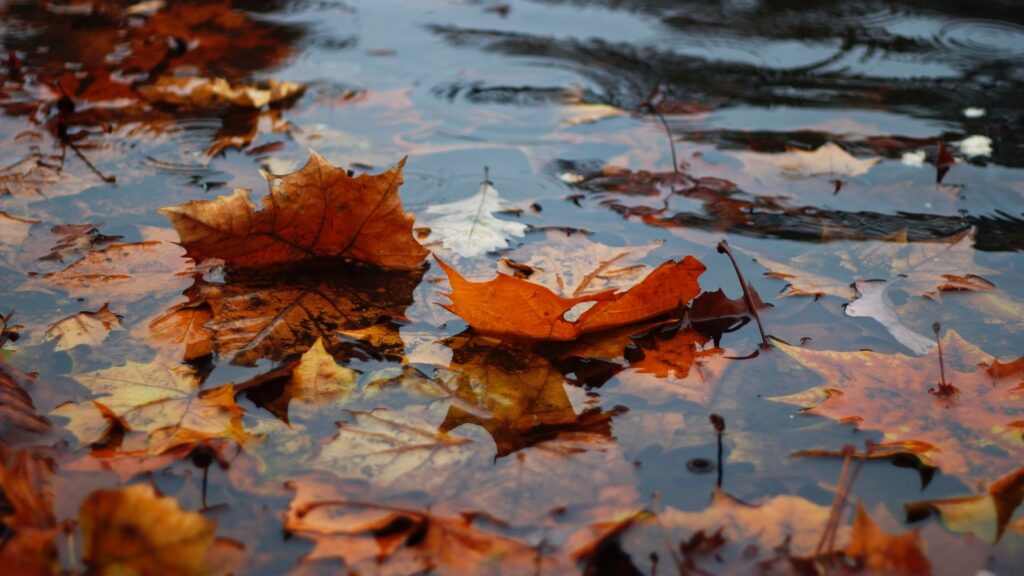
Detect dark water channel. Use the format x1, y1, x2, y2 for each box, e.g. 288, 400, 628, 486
2, 0, 1023, 573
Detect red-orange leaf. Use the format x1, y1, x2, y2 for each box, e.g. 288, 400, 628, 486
436, 255, 705, 341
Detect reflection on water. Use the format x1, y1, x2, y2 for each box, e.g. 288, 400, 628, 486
1, 0, 1023, 573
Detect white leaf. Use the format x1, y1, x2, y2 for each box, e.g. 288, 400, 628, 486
423, 181, 527, 258
844, 280, 934, 355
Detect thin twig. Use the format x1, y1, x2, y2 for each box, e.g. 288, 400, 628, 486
716, 240, 769, 348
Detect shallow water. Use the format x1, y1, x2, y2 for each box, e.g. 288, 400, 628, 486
2, 0, 1023, 573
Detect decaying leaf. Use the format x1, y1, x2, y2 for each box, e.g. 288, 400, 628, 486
0, 451, 59, 575
80, 484, 216, 575
273, 337, 357, 421
438, 334, 611, 455
422, 177, 527, 258
28, 241, 194, 305
192, 262, 422, 364
436, 255, 704, 340
845, 502, 932, 574
45, 303, 123, 351
53, 358, 249, 454
138, 302, 214, 362
771, 331, 1024, 482
1, 362, 53, 443
576, 489, 841, 573
616, 325, 728, 406
906, 465, 1024, 544
139, 76, 305, 109
844, 280, 934, 355
160, 152, 428, 270
753, 228, 996, 300
284, 475, 551, 574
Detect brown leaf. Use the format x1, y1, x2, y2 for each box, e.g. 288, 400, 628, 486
436, 255, 705, 340
284, 475, 553, 574
0, 451, 59, 574
80, 484, 216, 575
45, 303, 123, 351
192, 262, 422, 365
138, 302, 213, 362
576, 488, 840, 573
438, 334, 613, 455
139, 76, 305, 109
846, 502, 932, 574
0, 362, 53, 443
160, 152, 428, 270
29, 241, 194, 305
53, 358, 250, 455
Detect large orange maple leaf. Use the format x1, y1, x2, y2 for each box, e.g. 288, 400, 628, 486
435, 255, 705, 341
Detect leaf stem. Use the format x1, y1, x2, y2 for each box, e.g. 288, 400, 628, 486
929, 322, 959, 397
716, 240, 769, 348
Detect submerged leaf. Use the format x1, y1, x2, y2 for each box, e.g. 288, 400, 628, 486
80, 484, 216, 575
771, 332, 1024, 482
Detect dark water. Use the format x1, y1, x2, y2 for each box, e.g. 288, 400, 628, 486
2, 0, 1023, 573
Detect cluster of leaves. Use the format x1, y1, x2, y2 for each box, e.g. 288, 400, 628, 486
2, 134, 1021, 573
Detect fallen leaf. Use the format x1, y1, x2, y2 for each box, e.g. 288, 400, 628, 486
741, 141, 881, 178
138, 302, 214, 362
0, 362, 53, 443
0, 451, 59, 575
422, 177, 527, 257
53, 358, 249, 454
616, 325, 728, 406
139, 76, 305, 109
496, 233, 663, 297
45, 303, 123, 351
28, 241, 194, 305
192, 262, 422, 365
272, 337, 357, 422
284, 474, 551, 574
844, 280, 935, 355
842, 502, 932, 574
751, 228, 996, 300
771, 331, 1024, 482
312, 406, 479, 497
436, 255, 704, 340
438, 334, 611, 455
0, 211, 39, 270
80, 484, 216, 575
577, 489, 841, 573
160, 152, 428, 270
906, 465, 1024, 544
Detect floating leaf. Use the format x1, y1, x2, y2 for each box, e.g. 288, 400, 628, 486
436, 255, 704, 340
422, 177, 527, 258
160, 152, 428, 270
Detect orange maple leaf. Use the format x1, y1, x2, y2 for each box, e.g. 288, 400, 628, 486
160, 152, 428, 270
435, 255, 705, 340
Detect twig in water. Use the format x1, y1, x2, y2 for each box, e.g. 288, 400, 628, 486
929, 322, 959, 397
710, 413, 725, 489
716, 240, 769, 348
